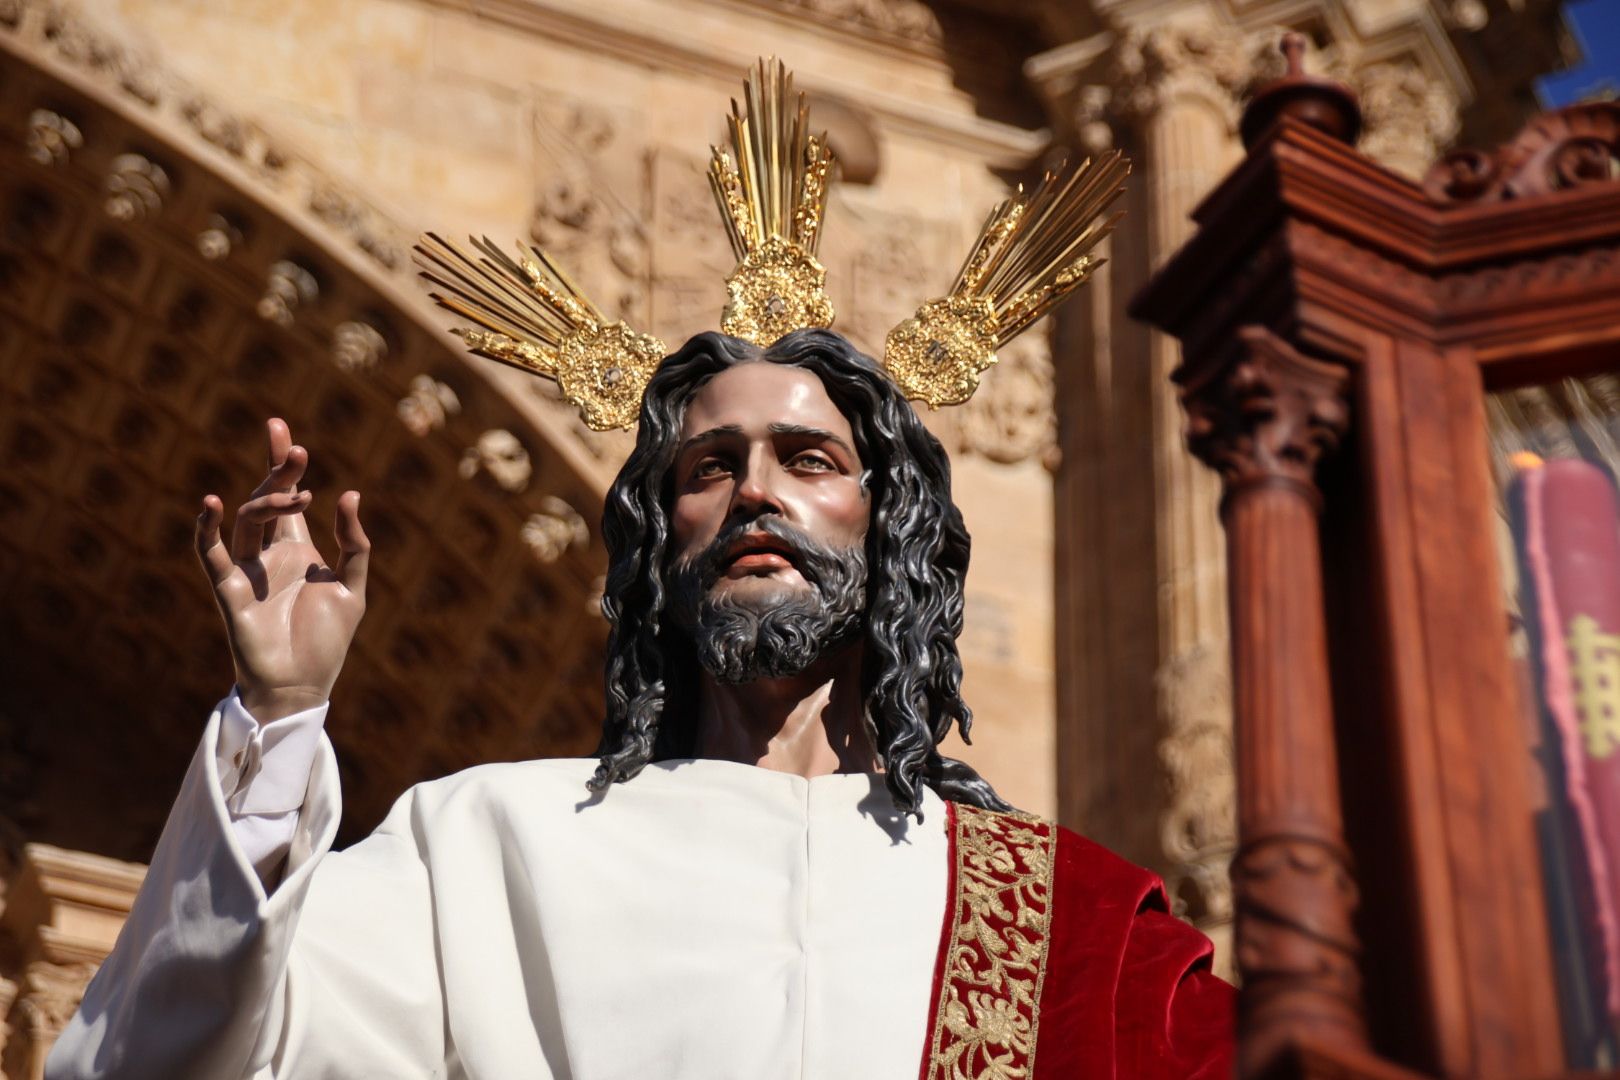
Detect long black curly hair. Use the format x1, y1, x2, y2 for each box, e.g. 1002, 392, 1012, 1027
589, 328, 1010, 816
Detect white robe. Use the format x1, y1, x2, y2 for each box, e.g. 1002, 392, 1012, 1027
47, 701, 948, 1079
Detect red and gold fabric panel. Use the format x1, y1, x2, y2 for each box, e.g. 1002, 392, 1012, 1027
920, 803, 1235, 1079
920, 802, 1057, 1080
1517, 456, 1620, 1022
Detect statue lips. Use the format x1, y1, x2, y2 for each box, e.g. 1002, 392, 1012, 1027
722, 531, 800, 578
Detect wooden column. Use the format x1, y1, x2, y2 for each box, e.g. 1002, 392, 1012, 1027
1181, 326, 1366, 1075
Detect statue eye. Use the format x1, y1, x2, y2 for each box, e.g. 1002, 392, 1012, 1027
788, 451, 835, 472
693, 457, 732, 480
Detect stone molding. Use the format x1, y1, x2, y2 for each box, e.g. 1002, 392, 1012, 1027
5, 0, 1058, 470
750, 0, 942, 49
1, 0, 628, 494
418, 0, 1046, 168
0, 0, 411, 277
3, 845, 145, 960
1027, 23, 1256, 152
1352, 59, 1460, 180
0, 844, 146, 1075
1026, 16, 1461, 178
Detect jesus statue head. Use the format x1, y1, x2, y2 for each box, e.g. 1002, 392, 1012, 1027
588, 328, 1010, 816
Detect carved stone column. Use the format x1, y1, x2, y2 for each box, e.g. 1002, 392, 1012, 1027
1072, 21, 1253, 675
1181, 326, 1366, 1075
1134, 30, 1248, 971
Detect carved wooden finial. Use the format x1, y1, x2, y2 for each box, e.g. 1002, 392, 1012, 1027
1239, 32, 1362, 150
1280, 31, 1307, 77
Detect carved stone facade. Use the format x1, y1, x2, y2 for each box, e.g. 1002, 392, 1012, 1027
0, 845, 144, 1078
0, 0, 618, 976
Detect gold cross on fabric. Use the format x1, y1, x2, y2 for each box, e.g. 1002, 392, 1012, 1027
1569, 613, 1620, 761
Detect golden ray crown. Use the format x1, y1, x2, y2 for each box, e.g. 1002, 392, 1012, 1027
413, 58, 1128, 431
885, 151, 1129, 408
708, 57, 836, 346
413, 234, 666, 431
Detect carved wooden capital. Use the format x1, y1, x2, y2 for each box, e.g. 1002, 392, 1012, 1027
1181, 326, 1350, 505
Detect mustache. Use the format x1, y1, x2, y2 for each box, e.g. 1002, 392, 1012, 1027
672, 515, 853, 591
667, 514, 870, 684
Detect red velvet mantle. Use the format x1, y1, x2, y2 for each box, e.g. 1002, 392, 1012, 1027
920, 802, 1235, 1079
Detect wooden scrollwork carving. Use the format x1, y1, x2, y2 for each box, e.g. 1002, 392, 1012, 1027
1425, 101, 1620, 204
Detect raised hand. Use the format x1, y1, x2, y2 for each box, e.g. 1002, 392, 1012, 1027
195, 418, 370, 724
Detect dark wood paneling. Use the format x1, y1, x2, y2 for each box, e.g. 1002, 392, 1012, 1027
1133, 106, 1620, 1076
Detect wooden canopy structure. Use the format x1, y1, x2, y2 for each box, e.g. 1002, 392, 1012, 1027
1135, 36, 1620, 1080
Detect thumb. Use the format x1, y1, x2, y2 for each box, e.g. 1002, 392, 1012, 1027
333, 491, 371, 595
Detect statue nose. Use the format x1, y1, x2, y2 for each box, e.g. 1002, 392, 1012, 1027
732, 458, 785, 518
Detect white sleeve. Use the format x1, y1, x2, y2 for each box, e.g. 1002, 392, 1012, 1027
213, 690, 328, 885
46, 704, 446, 1079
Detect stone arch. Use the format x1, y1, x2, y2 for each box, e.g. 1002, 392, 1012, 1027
0, 5, 613, 854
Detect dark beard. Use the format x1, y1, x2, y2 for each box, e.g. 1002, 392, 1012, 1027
669, 516, 867, 685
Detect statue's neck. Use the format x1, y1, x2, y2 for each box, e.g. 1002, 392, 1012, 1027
693, 647, 878, 778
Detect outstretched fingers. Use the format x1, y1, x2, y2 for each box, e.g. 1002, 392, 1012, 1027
260, 447, 313, 546
332, 490, 370, 596
266, 416, 293, 470
195, 495, 233, 585
231, 489, 314, 560
255, 419, 312, 546
257, 443, 309, 495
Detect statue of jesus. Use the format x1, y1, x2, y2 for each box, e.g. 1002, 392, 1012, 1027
46, 59, 1233, 1080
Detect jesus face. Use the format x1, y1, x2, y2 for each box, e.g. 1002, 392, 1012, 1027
667, 361, 871, 682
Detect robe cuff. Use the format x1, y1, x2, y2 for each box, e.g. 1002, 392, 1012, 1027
215, 688, 329, 815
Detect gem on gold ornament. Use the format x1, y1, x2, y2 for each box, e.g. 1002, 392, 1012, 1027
600, 366, 624, 387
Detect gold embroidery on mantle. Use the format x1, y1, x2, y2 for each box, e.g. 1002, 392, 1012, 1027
925, 804, 1058, 1080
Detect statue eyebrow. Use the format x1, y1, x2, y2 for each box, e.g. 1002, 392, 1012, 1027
679, 423, 855, 460
678, 424, 745, 456
767, 423, 855, 458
